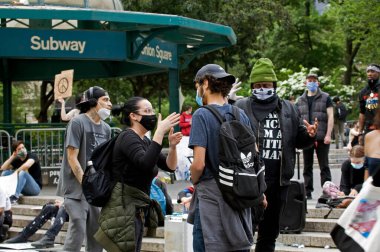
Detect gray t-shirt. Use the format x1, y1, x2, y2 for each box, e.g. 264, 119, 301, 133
57, 114, 111, 199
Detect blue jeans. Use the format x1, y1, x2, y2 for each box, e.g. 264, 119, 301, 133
193, 200, 205, 252
1, 170, 40, 197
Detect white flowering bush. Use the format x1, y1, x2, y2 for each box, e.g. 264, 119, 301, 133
277, 66, 356, 109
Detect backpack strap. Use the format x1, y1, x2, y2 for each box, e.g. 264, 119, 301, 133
204, 105, 240, 123
203, 105, 224, 124
231, 105, 240, 121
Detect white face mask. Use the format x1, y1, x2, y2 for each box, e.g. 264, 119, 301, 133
97, 108, 111, 120
252, 88, 275, 100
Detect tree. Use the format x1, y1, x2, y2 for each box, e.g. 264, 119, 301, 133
37, 81, 54, 123
121, 0, 289, 94
257, 0, 342, 74
326, 1, 380, 85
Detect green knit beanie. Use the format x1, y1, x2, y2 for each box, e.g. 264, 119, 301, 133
249, 58, 278, 84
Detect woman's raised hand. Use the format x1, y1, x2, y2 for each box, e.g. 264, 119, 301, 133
168, 127, 182, 148
156, 112, 181, 135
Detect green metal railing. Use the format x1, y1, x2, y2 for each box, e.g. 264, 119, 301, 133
0, 124, 121, 169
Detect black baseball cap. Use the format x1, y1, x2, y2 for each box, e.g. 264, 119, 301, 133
76, 86, 108, 106
306, 73, 318, 79
194, 64, 235, 85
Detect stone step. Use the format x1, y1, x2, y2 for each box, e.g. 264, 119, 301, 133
299, 157, 348, 163
306, 206, 344, 219
8, 227, 67, 244
277, 232, 336, 249
298, 164, 341, 169
11, 204, 44, 216
304, 218, 337, 233
8, 217, 338, 250
7, 227, 165, 251
17, 195, 63, 206
253, 244, 339, 251
9, 216, 339, 240
10, 203, 344, 234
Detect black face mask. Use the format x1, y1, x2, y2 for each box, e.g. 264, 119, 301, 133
139, 114, 157, 131
368, 79, 379, 89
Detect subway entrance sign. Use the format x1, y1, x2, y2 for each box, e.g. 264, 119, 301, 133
0, 5, 237, 123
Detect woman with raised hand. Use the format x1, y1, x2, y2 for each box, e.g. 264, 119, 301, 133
95, 96, 182, 252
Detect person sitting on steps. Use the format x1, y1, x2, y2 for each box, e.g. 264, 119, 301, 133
4, 199, 68, 248
0, 187, 12, 243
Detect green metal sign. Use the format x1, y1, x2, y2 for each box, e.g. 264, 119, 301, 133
0, 28, 127, 60
133, 37, 178, 68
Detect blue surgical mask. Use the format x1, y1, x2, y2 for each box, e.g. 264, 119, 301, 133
195, 89, 203, 106
252, 88, 275, 100
351, 163, 364, 169
306, 82, 318, 92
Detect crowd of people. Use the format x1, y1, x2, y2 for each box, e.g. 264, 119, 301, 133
0, 60, 379, 252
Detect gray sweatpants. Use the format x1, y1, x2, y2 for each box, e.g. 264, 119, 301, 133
63, 198, 102, 252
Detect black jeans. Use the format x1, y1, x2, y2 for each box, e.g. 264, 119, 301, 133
254, 183, 288, 252
0, 210, 12, 242
303, 141, 332, 195
21, 203, 68, 239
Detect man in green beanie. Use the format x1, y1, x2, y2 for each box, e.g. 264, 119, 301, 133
235, 58, 317, 252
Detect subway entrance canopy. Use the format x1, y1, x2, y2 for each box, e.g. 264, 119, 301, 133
0, 0, 236, 123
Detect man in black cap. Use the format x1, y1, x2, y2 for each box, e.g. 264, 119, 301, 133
57, 86, 112, 252
358, 63, 380, 138
188, 64, 257, 252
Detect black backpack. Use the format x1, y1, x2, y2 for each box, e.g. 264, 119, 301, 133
203, 105, 266, 210
82, 133, 119, 207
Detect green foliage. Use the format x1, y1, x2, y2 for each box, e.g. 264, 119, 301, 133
277, 66, 356, 113
4, 0, 380, 123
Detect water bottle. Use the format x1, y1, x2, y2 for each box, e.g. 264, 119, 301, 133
87, 160, 96, 174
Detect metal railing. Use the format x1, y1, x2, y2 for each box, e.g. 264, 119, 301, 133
15, 128, 66, 169
0, 130, 11, 164
13, 127, 122, 169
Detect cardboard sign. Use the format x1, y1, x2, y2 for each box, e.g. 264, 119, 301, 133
54, 69, 74, 99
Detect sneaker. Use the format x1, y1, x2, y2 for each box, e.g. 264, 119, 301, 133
306, 193, 312, 200
31, 235, 55, 248
4, 233, 28, 243
9, 195, 19, 205
0, 224, 9, 243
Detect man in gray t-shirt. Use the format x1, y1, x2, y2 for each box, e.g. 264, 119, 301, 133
57, 86, 112, 252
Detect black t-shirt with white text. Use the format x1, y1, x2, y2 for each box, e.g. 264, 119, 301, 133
259, 112, 282, 184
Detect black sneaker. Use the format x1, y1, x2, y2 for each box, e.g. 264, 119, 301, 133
0, 224, 9, 243
9, 195, 19, 205
4, 233, 28, 243
306, 193, 312, 200
31, 235, 55, 248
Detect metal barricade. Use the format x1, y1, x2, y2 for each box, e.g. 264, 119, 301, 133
14, 127, 122, 169
15, 128, 66, 169
0, 130, 11, 164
